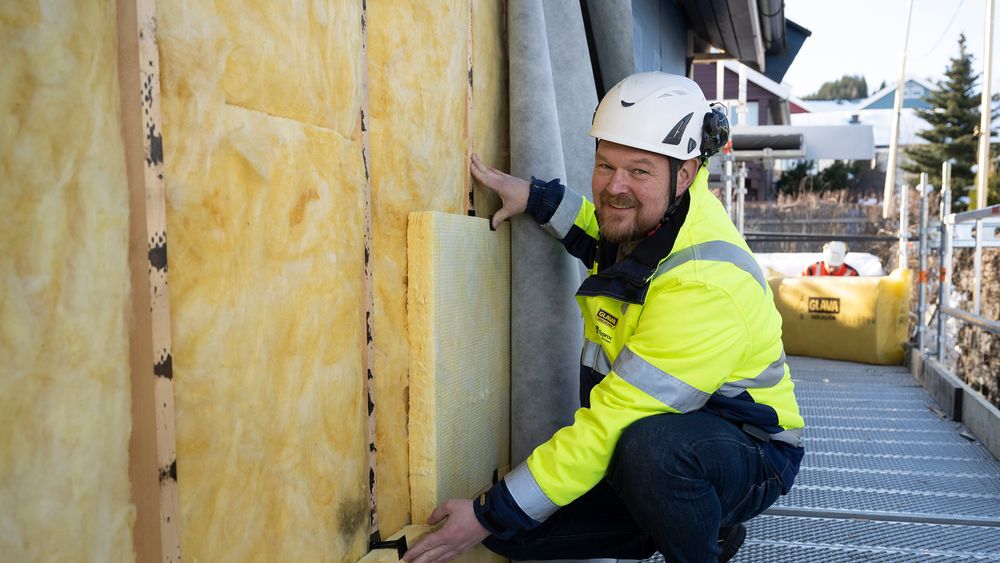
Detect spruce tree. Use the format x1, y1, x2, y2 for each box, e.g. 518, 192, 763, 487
903, 34, 982, 202
775, 160, 815, 194
804, 75, 868, 100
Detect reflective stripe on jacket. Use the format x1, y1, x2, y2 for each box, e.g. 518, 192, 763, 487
474, 167, 804, 537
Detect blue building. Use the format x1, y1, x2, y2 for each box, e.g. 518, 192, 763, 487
857, 78, 934, 111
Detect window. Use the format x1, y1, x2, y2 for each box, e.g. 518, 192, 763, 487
903, 82, 925, 99
720, 100, 759, 127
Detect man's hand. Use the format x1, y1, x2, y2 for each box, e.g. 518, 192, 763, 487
470, 153, 530, 230
402, 499, 490, 563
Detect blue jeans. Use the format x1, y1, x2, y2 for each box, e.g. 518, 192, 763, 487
482, 412, 784, 562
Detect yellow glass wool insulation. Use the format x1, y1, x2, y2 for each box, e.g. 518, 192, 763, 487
404, 213, 509, 563
406, 212, 511, 523
216, 0, 362, 137
0, 1, 135, 560
158, 0, 370, 559
366, 0, 467, 534
770, 269, 912, 365
471, 0, 510, 215
367, 0, 508, 533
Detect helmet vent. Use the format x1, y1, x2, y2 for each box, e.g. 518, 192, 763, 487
658, 89, 689, 98
687, 138, 697, 153
620, 100, 635, 107
661, 112, 694, 146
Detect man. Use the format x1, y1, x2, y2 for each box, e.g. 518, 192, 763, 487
802, 241, 859, 276
404, 72, 804, 563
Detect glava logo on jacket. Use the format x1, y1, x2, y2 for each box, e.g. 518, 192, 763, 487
594, 308, 619, 343
596, 309, 619, 328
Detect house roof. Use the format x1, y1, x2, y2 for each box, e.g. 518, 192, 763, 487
856, 77, 937, 110
790, 107, 929, 148
798, 99, 862, 113
787, 77, 937, 114
682, 0, 770, 71
720, 60, 792, 100
763, 18, 812, 83
788, 93, 813, 113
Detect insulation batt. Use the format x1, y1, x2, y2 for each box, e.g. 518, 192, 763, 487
404, 213, 510, 563
406, 213, 510, 524
0, 1, 135, 560
158, 0, 370, 560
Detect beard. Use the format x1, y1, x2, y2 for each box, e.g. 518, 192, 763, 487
596, 194, 666, 243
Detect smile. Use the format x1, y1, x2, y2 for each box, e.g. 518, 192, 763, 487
603, 197, 638, 210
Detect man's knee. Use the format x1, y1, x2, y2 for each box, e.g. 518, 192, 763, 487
616, 415, 666, 463
612, 413, 718, 482
618, 413, 698, 453
612, 414, 688, 483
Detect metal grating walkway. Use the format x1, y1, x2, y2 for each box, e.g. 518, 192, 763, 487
640, 355, 1000, 562
734, 355, 1000, 562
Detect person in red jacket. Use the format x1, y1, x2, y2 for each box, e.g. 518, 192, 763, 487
801, 241, 859, 276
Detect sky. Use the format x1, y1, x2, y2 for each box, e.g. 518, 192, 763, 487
782, 0, 1000, 98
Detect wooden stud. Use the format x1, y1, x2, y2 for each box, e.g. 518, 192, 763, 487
359, 0, 381, 544
466, 0, 476, 217
118, 0, 181, 560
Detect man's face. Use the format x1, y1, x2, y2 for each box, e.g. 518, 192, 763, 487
591, 141, 673, 243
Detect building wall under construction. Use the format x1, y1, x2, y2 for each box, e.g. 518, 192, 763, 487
2, 0, 507, 561
160, 0, 507, 561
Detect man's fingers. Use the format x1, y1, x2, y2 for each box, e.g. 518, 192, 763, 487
401, 538, 426, 561
470, 164, 498, 189
471, 155, 529, 223
427, 503, 451, 525
470, 155, 484, 175
470, 155, 506, 189
411, 544, 452, 563
471, 153, 497, 174
405, 498, 486, 562
492, 205, 519, 229
403, 526, 456, 562
403, 529, 441, 562
470, 153, 492, 177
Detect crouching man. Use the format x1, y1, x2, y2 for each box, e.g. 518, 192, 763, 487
405, 72, 805, 563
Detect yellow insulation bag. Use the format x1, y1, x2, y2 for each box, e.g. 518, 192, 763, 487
768, 269, 911, 365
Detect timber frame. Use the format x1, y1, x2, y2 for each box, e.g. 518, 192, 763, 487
118, 0, 181, 560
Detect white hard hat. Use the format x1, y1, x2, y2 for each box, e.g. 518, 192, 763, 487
823, 241, 848, 267
589, 72, 729, 161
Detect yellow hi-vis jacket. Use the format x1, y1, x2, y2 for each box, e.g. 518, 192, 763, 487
474, 167, 804, 538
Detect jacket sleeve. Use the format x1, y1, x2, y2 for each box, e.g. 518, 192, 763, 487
474, 281, 749, 538
524, 177, 601, 268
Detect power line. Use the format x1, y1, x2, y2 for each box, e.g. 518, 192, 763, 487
915, 0, 966, 61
